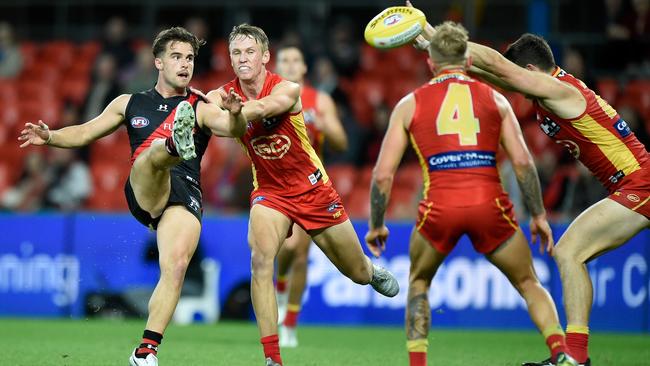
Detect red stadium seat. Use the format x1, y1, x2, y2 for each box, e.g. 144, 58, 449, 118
18, 100, 62, 128
19, 63, 62, 84
17, 80, 59, 104
345, 185, 370, 219
90, 128, 132, 165
86, 160, 130, 211
325, 164, 357, 202
622, 80, 650, 116
59, 77, 90, 106
387, 185, 418, 220
40, 41, 76, 69
596, 78, 619, 105
394, 163, 423, 191
347, 76, 385, 125
19, 42, 39, 70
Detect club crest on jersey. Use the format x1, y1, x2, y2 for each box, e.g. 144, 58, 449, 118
130, 117, 149, 128
251, 134, 291, 160
539, 117, 561, 137
158, 104, 169, 112
614, 118, 632, 138
627, 194, 641, 203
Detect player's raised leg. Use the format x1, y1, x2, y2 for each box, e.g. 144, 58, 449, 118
129, 101, 196, 217
552, 198, 649, 365
310, 220, 399, 297
486, 230, 576, 366
249, 204, 293, 366
405, 230, 446, 366
278, 226, 311, 348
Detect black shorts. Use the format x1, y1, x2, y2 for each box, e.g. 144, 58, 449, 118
124, 173, 203, 230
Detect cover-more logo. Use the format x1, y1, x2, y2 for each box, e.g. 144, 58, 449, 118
251, 134, 291, 160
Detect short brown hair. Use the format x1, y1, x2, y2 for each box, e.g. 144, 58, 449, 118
504, 33, 556, 72
428, 21, 469, 64
228, 23, 269, 52
152, 26, 205, 57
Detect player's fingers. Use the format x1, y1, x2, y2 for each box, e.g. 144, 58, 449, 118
406, 0, 414, 7
217, 88, 228, 99
38, 120, 47, 129
19, 140, 30, 148
25, 122, 37, 129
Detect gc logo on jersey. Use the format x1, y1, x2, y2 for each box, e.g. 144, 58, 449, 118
251, 134, 291, 160
130, 117, 150, 128
614, 118, 632, 138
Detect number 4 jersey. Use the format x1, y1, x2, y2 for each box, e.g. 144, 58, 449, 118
409, 70, 506, 206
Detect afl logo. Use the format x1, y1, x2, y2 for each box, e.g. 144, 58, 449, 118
251, 134, 291, 160
131, 117, 149, 128
384, 14, 402, 26
627, 194, 640, 203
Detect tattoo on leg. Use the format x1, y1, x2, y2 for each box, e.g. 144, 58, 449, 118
406, 293, 430, 340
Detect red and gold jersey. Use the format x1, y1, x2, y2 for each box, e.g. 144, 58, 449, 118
409, 70, 505, 206
533, 68, 650, 193
300, 85, 325, 158
222, 71, 329, 196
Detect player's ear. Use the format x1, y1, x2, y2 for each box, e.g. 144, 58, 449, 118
426, 57, 435, 73
262, 49, 271, 65
525, 63, 537, 72
465, 55, 473, 69
154, 57, 163, 71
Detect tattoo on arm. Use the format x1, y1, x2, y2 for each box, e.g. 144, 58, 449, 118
370, 182, 388, 228
406, 293, 430, 340
516, 166, 545, 216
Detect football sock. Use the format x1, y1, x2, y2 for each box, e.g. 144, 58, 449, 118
542, 325, 569, 362
566, 325, 590, 363
165, 136, 179, 157
276, 276, 288, 293
261, 334, 282, 365
283, 304, 300, 327
135, 329, 162, 359
407, 339, 428, 366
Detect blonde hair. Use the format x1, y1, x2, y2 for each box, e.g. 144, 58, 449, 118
428, 21, 469, 64
229, 23, 269, 52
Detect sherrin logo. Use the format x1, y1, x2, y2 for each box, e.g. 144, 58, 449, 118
251, 134, 291, 160
131, 117, 149, 128
384, 14, 403, 26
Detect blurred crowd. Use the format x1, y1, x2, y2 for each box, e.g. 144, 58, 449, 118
1, 0, 649, 223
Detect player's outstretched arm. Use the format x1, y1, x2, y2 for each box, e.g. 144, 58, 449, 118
19, 94, 129, 149
241, 80, 301, 121
495, 90, 554, 254
316, 92, 348, 152
198, 88, 247, 138
365, 93, 414, 257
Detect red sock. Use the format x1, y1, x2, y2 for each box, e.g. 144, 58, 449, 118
135, 330, 162, 358
409, 352, 427, 366
276, 277, 287, 293
545, 333, 569, 362
164, 136, 179, 156
284, 308, 299, 327
261, 334, 282, 365
566, 331, 589, 363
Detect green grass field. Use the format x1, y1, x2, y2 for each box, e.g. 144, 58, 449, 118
1, 318, 648, 365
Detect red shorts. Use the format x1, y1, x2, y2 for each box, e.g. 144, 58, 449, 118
609, 166, 650, 218
250, 183, 349, 232
415, 193, 519, 254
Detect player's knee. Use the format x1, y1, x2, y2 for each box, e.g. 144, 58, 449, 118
250, 250, 275, 277
553, 242, 582, 267
160, 256, 191, 285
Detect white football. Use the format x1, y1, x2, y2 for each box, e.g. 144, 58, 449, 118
364, 6, 427, 49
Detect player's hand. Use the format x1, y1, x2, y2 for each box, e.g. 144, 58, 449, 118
18, 120, 50, 148
412, 34, 430, 52
529, 214, 554, 255
219, 88, 243, 115
190, 86, 210, 101
365, 226, 390, 258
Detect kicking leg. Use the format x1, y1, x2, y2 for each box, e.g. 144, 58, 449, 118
553, 198, 649, 364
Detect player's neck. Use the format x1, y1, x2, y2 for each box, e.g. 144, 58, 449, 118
435, 65, 466, 76
155, 81, 187, 99
239, 69, 267, 100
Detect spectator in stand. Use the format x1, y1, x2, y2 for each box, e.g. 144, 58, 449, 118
82, 54, 121, 122
0, 22, 23, 78
43, 148, 92, 211
1, 152, 48, 211
562, 47, 595, 89
184, 17, 213, 77
101, 16, 135, 70
123, 47, 158, 93
619, 104, 650, 148
327, 18, 359, 78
